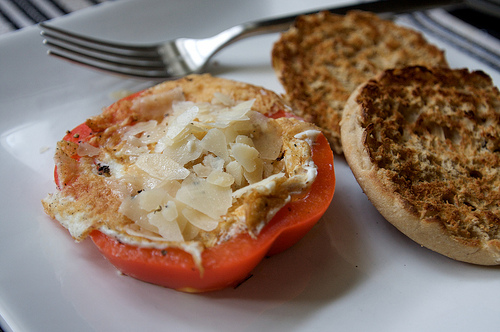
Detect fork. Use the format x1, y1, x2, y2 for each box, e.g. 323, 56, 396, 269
39, 0, 463, 79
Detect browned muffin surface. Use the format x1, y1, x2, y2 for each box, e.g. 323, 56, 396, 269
341, 66, 500, 265
272, 11, 448, 154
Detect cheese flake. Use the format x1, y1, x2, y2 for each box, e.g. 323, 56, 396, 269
231, 143, 259, 172
176, 175, 232, 219
148, 211, 184, 241
166, 105, 199, 140
135, 154, 190, 180
182, 208, 219, 232
201, 128, 229, 161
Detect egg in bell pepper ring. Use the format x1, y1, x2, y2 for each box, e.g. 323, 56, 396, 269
42, 74, 335, 292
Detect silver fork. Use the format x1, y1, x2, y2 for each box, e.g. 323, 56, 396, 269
39, 0, 463, 79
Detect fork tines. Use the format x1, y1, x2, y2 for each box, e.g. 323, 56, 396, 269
39, 23, 170, 78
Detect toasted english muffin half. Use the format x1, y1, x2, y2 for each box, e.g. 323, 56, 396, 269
272, 10, 448, 154
341, 66, 500, 265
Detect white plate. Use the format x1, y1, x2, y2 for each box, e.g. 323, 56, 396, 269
0, 1, 499, 331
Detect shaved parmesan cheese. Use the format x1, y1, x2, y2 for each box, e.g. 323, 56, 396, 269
231, 143, 259, 172
201, 128, 229, 161
235, 135, 254, 147
148, 211, 184, 241
135, 154, 190, 180
182, 208, 219, 231
215, 99, 254, 125
116, 142, 149, 157
176, 175, 232, 219
76, 142, 100, 157
182, 222, 200, 241
226, 161, 245, 186
244, 158, 264, 184
212, 92, 235, 106
192, 163, 212, 178
135, 216, 162, 235
119, 196, 148, 224
137, 187, 171, 211
162, 201, 178, 221
131, 87, 184, 118
122, 120, 158, 139
253, 131, 282, 161
233, 173, 286, 199
74, 90, 317, 248
203, 155, 224, 172
160, 134, 203, 166
294, 129, 321, 146
44, 83, 324, 280
166, 105, 199, 141
207, 170, 234, 187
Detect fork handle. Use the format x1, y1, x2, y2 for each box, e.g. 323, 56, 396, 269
206, 0, 464, 54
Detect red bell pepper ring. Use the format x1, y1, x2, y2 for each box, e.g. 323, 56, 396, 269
58, 97, 336, 292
